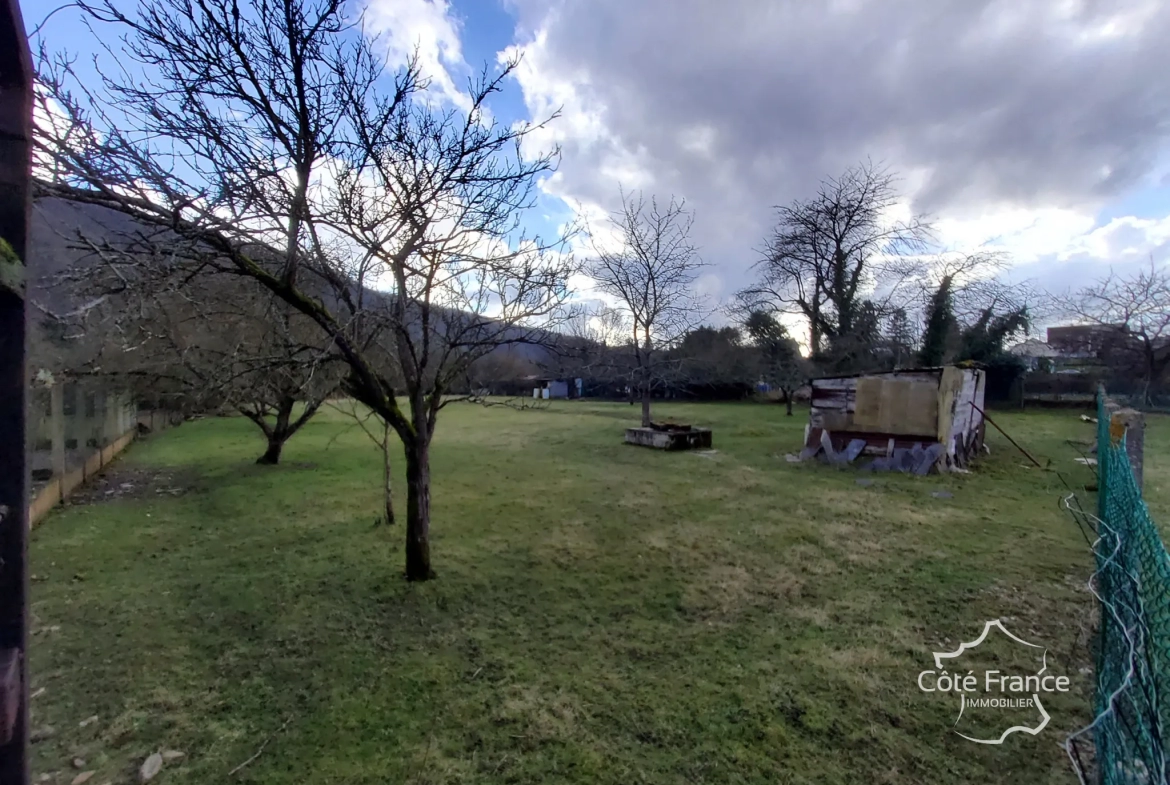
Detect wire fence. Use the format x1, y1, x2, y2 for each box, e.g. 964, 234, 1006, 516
1065, 390, 1170, 784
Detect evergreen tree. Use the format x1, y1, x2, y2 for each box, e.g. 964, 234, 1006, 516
743, 311, 805, 414
919, 276, 957, 366
885, 308, 915, 368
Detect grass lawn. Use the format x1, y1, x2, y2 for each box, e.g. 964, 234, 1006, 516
27, 400, 1170, 784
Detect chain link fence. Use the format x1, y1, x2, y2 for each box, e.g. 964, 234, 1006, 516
1065, 391, 1170, 784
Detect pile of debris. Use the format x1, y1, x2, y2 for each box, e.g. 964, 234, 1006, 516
800, 430, 944, 475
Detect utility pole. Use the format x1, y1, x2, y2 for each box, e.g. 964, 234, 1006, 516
0, 1, 33, 784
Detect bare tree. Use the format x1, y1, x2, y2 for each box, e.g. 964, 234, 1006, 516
39, 223, 340, 464
588, 192, 706, 426
551, 304, 636, 400
34, 0, 576, 580
739, 161, 931, 356
319, 63, 578, 580
1060, 259, 1170, 404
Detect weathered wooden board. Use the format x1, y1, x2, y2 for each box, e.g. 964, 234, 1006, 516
805, 367, 985, 472
852, 377, 884, 429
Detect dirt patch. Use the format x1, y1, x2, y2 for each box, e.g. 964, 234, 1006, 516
65, 466, 202, 505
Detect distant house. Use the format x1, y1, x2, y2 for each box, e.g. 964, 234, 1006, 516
1045, 325, 1126, 359
1007, 325, 1129, 373
1008, 338, 1064, 371
528, 376, 582, 400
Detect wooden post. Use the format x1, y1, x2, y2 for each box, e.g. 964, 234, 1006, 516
49, 384, 65, 478
1110, 407, 1146, 491
0, 2, 32, 783
101, 390, 118, 446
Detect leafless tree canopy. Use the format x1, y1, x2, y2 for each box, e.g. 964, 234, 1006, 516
739, 161, 931, 355
1059, 259, 1170, 402
34, 0, 578, 580
33, 213, 343, 464
587, 191, 707, 425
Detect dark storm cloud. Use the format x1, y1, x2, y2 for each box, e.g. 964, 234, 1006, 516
503, 0, 1170, 297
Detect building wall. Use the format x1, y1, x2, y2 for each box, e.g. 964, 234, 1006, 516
1046, 325, 1122, 357
28, 381, 137, 477
808, 370, 942, 436
806, 367, 986, 470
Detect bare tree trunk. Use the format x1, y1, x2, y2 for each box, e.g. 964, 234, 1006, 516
641, 382, 652, 427
381, 424, 395, 526
784, 389, 794, 416
810, 305, 821, 357
404, 437, 434, 581
251, 397, 321, 466
254, 397, 295, 465
256, 438, 284, 465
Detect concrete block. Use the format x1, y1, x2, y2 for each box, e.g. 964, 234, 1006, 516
624, 426, 713, 451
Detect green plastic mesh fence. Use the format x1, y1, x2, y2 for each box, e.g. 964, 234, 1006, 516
1065, 391, 1170, 784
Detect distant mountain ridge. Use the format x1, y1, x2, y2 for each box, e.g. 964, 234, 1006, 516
28, 194, 562, 370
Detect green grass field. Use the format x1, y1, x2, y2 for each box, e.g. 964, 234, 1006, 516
26, 400, 1170, 784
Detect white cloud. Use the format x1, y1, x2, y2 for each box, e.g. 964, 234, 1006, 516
933, 206, 1098, 262
498, 0, 1170, 316
363, 0, 472, 113
1064, 214, 1170, 262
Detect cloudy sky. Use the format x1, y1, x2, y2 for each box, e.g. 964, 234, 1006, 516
32, 0, 1170, 329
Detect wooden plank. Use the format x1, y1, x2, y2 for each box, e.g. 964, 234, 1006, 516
947, 370, 976, 455
812, 377, 857, 390
877, 379, 911, 433
819, 410, 850, 431
904, 381, 940, 437
58, 466, 84, 499
28, 480, 59, 526
822, 430, 943, 456
936, 367, 964, 446
853, 377, 883, 429
83, 451, 102, 480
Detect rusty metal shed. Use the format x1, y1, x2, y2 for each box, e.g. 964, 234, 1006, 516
803, 366, 987, 472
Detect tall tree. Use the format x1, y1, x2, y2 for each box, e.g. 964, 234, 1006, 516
884, 307, 916, 368
743, 310, 805, 414
958, 305, 1030, 363
739, 162, 930, 355
35, 0, 575, 580
919, 275, 957, 366
588, 192, 706, 426
1059, 259, 1170, 404
673, 325, 754, 398
824, 298, 883, 372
